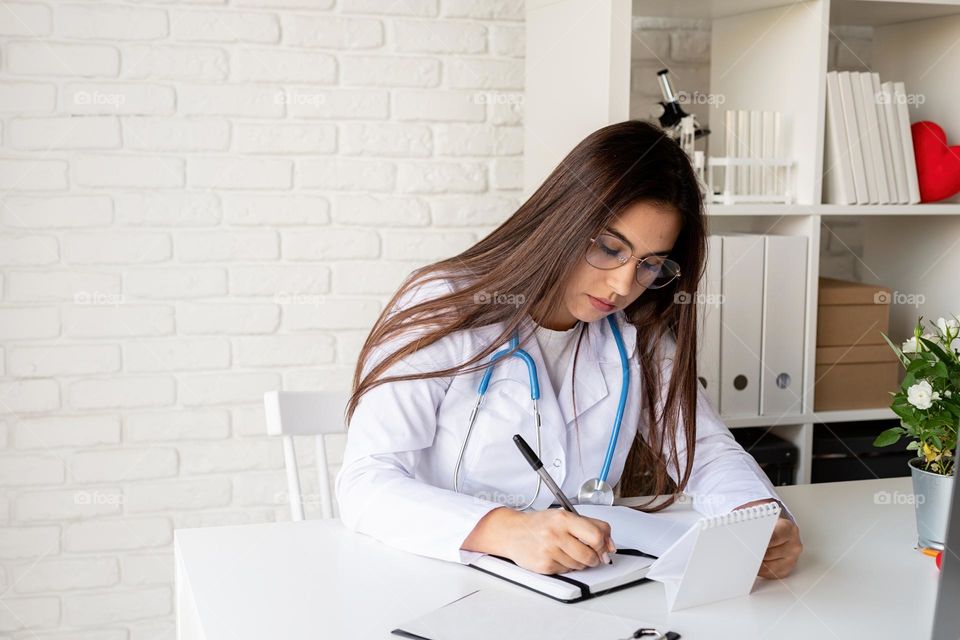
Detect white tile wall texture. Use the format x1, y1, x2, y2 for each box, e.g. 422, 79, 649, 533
0, 3, 870, 635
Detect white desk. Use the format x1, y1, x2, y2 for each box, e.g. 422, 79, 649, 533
175, 477, 938, 639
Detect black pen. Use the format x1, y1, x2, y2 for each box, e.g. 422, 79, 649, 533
512, 434, 612, 566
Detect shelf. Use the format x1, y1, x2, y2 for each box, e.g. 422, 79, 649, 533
722, 407, 897, 428
831, 0, 960, 27
631, 0, 807, 20
817, 204, 960, 216
706, 203, 960, 216
630, 0, 960, 24
811, 407, 898, 423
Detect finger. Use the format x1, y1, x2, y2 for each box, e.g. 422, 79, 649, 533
767, 522, 800, 548
759, 563, 794, 580
759, 557, 797, 579
561, 534, 606, 568
568, 516, 613, 558
553, 545, 591, 572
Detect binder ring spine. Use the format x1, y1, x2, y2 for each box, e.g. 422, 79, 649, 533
700, 502, 781, 530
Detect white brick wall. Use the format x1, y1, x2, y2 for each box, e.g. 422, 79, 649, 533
0, 3, 871, 634
0, 1, 523, 635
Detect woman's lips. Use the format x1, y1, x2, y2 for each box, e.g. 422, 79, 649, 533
587, 295, 615, 312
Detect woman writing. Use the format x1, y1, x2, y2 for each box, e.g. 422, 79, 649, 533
335, 121, 802, 579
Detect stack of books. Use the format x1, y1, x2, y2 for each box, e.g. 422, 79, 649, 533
823, 70, 921, 204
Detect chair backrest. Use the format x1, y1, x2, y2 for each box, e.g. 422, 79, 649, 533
263, 390, 350, 521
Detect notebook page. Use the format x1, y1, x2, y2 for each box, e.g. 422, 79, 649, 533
392, 588, 648, 640
556, 552, 655, 590
576, 504, 702, 557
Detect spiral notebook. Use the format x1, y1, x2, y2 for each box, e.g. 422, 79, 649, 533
467, 502, 781, 609
646, 501, 781, 610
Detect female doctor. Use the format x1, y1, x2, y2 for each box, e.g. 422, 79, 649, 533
335, 121, 802, 578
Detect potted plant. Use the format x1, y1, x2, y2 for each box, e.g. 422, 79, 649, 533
874, 315, 958, 549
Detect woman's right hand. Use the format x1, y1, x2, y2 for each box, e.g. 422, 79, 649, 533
499, 507, 616, 574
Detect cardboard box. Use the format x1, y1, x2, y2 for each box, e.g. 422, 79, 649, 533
817, 277, 892, 346
814, 344, 900, 411
815, 278, 899, 410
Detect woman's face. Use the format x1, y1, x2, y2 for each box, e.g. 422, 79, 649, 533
543, 201, 682, 330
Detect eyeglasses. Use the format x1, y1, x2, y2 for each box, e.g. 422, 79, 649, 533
585, 233, 681, 290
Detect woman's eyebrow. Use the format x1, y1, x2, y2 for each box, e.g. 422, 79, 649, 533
605, 228, 671, 258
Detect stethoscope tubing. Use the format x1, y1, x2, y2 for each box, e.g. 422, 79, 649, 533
453, 315, 628, 507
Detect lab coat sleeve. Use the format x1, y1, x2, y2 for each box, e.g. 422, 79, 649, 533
335, 287, 506, 565
646, 336, 797, 525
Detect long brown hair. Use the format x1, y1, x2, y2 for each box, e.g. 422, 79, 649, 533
348, 120, 706, 512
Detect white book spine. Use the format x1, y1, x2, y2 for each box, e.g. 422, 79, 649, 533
837, 71, 869, 204
872, 72, 899, 204
823, 71, 855, 204
851, 72, 879, 203
894, 81, 922, 204
860, 72, 889, 203
881, 81, 910, 204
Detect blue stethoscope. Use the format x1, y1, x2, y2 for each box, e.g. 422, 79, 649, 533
452, 315, 630, 509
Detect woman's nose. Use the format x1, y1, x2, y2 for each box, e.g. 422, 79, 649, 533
606, 263, 634, 297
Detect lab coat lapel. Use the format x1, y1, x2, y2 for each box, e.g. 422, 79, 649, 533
490, 317, 567, 448
557, 313, 637, 426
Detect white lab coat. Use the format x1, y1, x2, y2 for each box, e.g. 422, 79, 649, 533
335, 280, 790, 565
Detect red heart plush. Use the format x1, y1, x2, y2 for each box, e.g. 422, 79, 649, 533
911, 121, 960, 203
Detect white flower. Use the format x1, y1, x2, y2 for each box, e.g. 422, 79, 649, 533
907, 380, 938, 410
937, 317, 959, 334
946, 390, 954, 398
902, 336, 920, 353
952, 337, 960, 354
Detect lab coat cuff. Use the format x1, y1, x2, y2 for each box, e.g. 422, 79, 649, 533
454, 500, 510, 565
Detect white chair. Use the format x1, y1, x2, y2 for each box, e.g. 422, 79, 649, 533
263, 390, 350, 521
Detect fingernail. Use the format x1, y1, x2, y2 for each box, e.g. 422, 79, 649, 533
603, 552, 611, 564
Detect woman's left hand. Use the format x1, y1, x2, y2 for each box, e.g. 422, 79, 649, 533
734, 499, 802, 579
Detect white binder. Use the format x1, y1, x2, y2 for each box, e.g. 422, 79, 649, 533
760, 235, 807, 416
719, 234, 764, 417
697, 235, 722, 409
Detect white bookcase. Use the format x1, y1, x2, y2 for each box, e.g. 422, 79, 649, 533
525, 0, 960, 484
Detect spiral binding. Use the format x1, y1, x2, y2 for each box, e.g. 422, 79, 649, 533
699, 501, 781, 530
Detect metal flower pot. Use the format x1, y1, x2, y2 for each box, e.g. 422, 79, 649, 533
909, 457, 955, 549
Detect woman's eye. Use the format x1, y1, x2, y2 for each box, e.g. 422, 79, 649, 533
599, 241, 621, 257
640, 260, 663, 273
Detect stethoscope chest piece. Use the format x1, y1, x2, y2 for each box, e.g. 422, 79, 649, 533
577, 477, 615, 506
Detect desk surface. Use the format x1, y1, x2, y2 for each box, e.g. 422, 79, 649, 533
175, 477, 938, 640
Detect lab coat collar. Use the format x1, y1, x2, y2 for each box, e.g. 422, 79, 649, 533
497, 312, 637, 427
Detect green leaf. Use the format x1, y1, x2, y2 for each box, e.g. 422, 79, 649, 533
906, 441, 921, 450
907, 358, 931, 374
881, 331, 910, 367
892, 403, 915, 422
932, 361, 949, 379
874, 427, 903, 447
920, 337, 956, 368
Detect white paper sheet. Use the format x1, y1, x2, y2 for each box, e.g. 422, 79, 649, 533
391, 588, 649, 640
